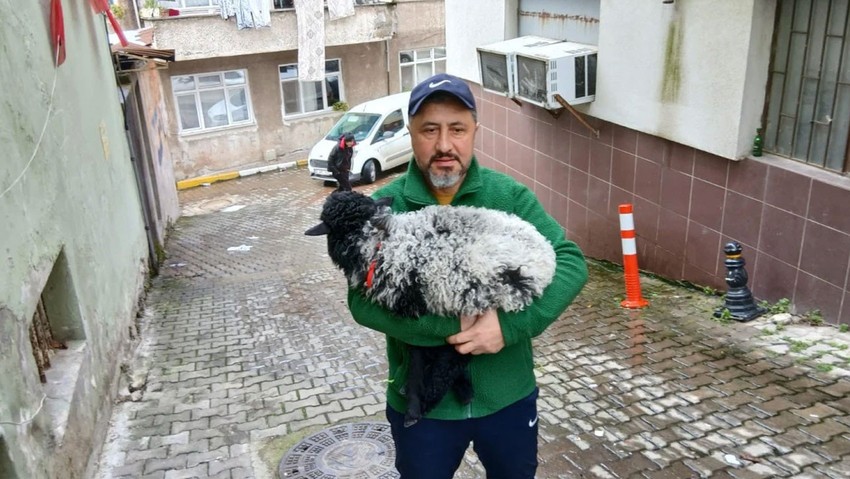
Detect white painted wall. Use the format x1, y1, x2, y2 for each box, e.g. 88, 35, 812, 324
445, 0, 518, 82
445, 0, 777, 160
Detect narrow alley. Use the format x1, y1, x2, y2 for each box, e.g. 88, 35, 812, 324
93, 168, 850, 479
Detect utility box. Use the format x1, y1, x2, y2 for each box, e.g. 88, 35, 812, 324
513, 41, 598, 109
476, 36, 563, 97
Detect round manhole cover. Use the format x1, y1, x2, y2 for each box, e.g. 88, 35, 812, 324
279, 422, 399, 478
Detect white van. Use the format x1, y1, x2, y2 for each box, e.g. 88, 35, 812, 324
307, 92, 412, 184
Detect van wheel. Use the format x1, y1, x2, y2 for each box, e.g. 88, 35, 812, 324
323, 180, 336, 187
361, 160, 379, 184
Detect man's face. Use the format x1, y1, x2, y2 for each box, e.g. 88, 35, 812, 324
408, 98, 478, 191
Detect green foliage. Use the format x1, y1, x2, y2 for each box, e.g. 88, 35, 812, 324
144, 0, 159, 8
713, 308, 732, 324
110, 3, 126, 19
841, 324, 849, 333
702, 286, 718, 296
760, 327, 775, 336
788, 339, 811, 353
804, 309, 824, 326
758, 298, 791, 315
332, 101, 350, 112
816, 363, 834, 373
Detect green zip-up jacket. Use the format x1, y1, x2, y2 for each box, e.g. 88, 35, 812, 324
347, 157, 588, 420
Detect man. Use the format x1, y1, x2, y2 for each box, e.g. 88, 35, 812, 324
328, 132, 355, 191
347, 73, 588, 478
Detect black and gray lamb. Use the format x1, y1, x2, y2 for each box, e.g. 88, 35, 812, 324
305, 190, 556, 426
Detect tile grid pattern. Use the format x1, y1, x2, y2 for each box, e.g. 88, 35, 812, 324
473, 86, 850, 325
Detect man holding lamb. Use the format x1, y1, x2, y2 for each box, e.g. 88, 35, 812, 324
346, 73, 588, 478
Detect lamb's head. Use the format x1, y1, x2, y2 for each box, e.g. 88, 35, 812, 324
305, 191, 394, 275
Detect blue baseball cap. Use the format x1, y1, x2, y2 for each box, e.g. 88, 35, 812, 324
408, 73, 477, 116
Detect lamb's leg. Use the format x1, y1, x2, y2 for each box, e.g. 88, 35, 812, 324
452, 367, 474, 405
404, 346, 426, 427
415, 347, 471, 419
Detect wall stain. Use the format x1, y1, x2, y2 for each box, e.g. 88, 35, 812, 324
518, 10, 599, 25
661, 15, 683, 103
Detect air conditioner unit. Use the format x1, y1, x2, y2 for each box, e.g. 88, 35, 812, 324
513, 41, 598, 109
476, 36, 563, 97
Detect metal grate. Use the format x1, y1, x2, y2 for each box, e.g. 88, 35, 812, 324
764, 0, 850, 173
28, 297, 56, 383
278, 422, 398, 478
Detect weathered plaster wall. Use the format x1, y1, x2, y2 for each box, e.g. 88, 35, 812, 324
0, 1, 149, 477
149, 5, 395, 61
138, 68, 181, 243
388, 0, 447, 93
162, 43, 390, 179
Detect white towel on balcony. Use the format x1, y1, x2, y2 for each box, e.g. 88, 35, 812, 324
328, 0, 354, 20
295, 0, 325, 81
220, 0, 270, 29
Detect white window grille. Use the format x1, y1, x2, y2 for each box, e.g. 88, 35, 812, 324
171, 69, 253, 132
279, 59, 343, 118
765, 0, 850, 173
399, 47, 446, 92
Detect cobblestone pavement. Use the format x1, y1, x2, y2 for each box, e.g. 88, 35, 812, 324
93, 168, 850, 479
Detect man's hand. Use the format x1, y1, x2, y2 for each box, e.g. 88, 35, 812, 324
447, 309, 505, 355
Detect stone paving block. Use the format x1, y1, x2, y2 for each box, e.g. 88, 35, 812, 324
801, 418, 850, 442
168, 439, 210, 457
810, 436, 850, 461
172, 417, 211, 435
186, 446, 229, 468
144, 454, 188, 474
163, 464, 209, 479
815, 457, 850, 477
641, 460, 699, 478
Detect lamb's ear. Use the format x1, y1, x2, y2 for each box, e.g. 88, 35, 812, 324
372, 215, 390, 232
375, 196, 394, 208
304, 222, 330, 236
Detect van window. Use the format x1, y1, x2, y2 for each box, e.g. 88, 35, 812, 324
375, 110, 405, 142
325, 113, 381, 142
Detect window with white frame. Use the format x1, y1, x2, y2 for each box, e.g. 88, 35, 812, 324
171, 69, 253, 132
279, 59, 343, 117
399, 47, 446, 92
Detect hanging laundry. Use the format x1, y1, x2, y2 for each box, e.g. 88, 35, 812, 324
220, 0, 271, 29
327, 0, 355, 20
295, 0, 325, 81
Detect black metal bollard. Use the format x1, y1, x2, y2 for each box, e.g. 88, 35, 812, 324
714, 242, 766, 322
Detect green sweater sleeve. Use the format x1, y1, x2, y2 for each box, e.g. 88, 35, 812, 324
347, 289, 460, 347
497, 185, 588, 346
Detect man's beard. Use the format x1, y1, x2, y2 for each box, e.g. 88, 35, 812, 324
426, 155, 467, 189
429, 171, 463, 188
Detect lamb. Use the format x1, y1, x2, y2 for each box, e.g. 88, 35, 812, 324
305, 190, 556, 426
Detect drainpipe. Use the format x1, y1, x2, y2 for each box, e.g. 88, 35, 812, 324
385, 39, 391, 95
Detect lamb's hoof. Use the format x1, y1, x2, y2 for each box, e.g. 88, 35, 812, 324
403, 416, 419, 428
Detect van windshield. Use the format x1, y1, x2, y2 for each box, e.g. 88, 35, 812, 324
325, 113, 381, 142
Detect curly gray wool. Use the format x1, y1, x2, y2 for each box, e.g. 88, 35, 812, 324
357, 200, 556, 317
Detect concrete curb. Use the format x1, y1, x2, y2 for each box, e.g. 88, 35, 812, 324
176, 159, 308, 190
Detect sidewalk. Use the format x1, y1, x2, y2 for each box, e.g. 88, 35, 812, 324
92, 168, 850, 479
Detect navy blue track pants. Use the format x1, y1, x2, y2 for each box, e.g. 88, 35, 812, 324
386, 388, 539, 479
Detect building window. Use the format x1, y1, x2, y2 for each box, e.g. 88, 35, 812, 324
279, 59, 343, 117
172, 70, 253, 132
764, 0, 850, 173
161, 0, 218, 8
400, 47, 446, 92
273, 0, 294, 8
